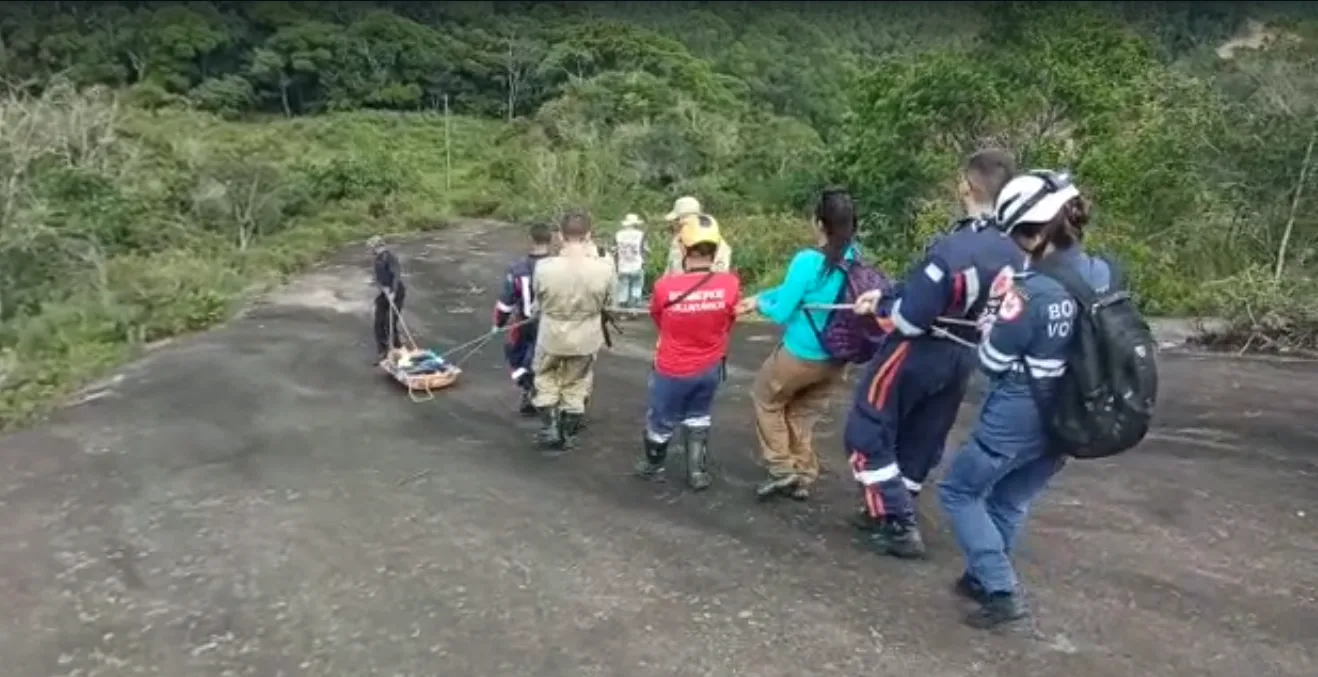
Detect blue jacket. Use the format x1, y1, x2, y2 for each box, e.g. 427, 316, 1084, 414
757, 245, 858, 362
975, 245, 1114, 453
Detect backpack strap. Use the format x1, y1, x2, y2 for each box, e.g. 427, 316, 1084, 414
1029, 255, 1099, 310
800, 253, 852, 357
661, 271, 717, 309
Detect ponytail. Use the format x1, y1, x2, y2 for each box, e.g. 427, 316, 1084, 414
815, 186, 857, 269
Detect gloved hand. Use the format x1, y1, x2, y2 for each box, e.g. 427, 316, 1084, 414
852, 289, 883, 315
489, 325, 501, 336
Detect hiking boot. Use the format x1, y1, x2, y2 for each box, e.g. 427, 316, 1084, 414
518, 391, 537, 417
558, 411, 584, 451
867, 520, 927, 559
685, 427, 713, 491
964, 592, 1029, 630
535, 407, 563, 450
954, 574, 990, 605
755, 473, 801, 500
634, 436, 668, 480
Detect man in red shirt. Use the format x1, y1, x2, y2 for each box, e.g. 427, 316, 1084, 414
634, 216, 743, 490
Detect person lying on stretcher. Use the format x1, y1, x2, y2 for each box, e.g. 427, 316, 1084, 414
391, 349, 454, 375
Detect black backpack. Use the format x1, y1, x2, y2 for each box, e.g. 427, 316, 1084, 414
1029, 256, 1159, 459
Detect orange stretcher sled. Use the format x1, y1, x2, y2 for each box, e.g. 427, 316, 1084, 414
377, 293, 460, 402
379, 347, 461, 402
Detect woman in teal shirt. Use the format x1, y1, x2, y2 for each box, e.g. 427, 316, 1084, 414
737, 188, 859, 500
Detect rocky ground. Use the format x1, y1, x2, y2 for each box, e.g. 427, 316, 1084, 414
1, 221, 1314, 677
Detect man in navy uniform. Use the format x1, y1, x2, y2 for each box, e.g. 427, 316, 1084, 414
846, 149, 1023, 558
493, 222, 555, 415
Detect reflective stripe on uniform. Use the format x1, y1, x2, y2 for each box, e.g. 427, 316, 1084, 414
979, 341, 1067, 379
855, 461, 901, 486
890, 299, 925, 337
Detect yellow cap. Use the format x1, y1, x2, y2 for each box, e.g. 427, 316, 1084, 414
678, 213, 722, 248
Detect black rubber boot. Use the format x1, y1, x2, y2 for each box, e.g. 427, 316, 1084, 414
867, 519, 927, 559
964, 592, 1029, 630
535, 407, 562, 450
558, 411, 584, 451
518, 391, 537, 416
685, 427, 713, 491
634, 436, 668, 479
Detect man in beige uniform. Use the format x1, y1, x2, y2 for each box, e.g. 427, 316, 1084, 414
532, 211, 616, 452
663, 196, 732, 275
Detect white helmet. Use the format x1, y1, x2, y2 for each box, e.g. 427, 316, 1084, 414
994, 170, 1080, 234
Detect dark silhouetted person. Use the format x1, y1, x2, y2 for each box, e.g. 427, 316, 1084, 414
369, 235, 406, 362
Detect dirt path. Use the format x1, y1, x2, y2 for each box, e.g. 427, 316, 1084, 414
1, 221, 1315, 677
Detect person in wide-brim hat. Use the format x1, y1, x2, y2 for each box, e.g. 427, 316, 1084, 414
662, 196, 732, 276
613, 212, 649, 308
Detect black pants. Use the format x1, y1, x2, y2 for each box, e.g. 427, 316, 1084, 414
373, 289, 406, 354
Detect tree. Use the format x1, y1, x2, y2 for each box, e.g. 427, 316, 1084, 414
496, 20, 547, 121
247, 21, 344, 115
327, 10, 452, 110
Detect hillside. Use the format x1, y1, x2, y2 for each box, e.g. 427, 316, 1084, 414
1, 1, 1316, 426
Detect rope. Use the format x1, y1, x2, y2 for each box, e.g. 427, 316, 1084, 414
929, 326, 977, 349
798, 303, 979, 328
796, 302, 981, 348
437, 317, 535, 366
607, 301, 981, 337
392, 291, 983, 384
386, 291, 533, 372
382, 293, 437, 403
384, 292, 421, 352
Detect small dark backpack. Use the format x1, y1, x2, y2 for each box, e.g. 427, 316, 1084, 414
805, 253, 892, 364
1031, 257, 1159, 459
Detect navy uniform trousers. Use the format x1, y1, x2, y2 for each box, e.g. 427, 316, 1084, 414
843, 335, 975, 523
505, 322, 538, 392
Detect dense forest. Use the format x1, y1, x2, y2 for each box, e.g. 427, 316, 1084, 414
0, 1, 1316, 426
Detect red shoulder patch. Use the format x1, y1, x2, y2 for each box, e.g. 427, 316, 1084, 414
997, 290, 1024, 322
989, 266, 1017, 298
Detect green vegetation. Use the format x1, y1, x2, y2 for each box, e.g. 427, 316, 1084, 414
1, 1, 1316, 427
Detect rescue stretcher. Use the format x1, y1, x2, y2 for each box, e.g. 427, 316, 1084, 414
378, 293, 461, 402
379, 347, 461, 402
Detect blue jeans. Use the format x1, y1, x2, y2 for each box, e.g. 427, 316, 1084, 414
616, 272, 645, 307
645, 364, 722, 443
938, 429, 1066, 595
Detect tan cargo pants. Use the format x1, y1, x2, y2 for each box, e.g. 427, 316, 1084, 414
752, 345, 845, 485
531, 348, 596, 414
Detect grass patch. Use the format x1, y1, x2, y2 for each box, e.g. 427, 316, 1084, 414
0, 87, 518, 429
